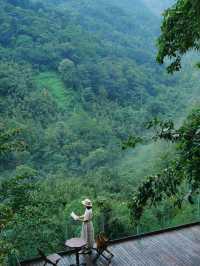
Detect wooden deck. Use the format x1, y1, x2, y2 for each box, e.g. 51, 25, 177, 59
22, 223, 200, 266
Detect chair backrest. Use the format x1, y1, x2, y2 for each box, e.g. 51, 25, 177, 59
96, 232, 109, 251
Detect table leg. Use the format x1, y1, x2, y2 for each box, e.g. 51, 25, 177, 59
76, 250, 79, 265
77, 250, 86, 266
70, 249, 86, 266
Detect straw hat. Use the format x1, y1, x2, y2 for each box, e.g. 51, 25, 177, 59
81, 198, 92, 207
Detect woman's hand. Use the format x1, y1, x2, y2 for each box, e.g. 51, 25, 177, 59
77, 215, 84, 221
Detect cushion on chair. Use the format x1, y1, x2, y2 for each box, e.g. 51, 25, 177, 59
46, 253, 62, 264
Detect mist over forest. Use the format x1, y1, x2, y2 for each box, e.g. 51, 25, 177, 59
1, 0, 200, 264
142, 0, 174, 15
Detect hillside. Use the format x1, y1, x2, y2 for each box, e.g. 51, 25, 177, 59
1, 0, 200, 263
0, 0, 198, 176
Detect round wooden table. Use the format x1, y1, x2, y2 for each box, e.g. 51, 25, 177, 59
65, 238, 87, 266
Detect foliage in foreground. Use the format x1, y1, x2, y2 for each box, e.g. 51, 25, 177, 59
157, 0, 200, 73
129, 107, 200, 222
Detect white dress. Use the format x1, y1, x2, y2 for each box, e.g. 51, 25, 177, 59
81, 208, 94, 248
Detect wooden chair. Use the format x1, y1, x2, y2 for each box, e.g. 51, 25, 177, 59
92, 232, 114, 263
37, 248, 62, 266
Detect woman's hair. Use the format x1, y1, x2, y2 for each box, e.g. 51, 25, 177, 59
86, 206, 92, 209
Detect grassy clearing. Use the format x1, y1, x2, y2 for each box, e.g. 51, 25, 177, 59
34, 71, 75, 108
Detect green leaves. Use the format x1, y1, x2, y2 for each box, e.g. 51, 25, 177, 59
157, 0, 200, 72
129, 107, 200, 222
0, 204, 13, 231
146, 118, 180, 142
129, 166, 184, 223
0, 127, 24, 155
122, 136, 143, 150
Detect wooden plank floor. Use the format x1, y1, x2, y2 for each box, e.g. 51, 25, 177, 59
23, 224, 200, 266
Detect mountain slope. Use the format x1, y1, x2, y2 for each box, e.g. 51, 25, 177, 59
1, 0, 200, 262
0, 0, 199, 176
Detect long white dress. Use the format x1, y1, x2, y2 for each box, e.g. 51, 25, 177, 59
81, 208, 94, 248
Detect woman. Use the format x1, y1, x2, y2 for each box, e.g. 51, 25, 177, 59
78, 198, 94, 253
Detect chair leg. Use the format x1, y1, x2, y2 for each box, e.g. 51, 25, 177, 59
91, 248, 100, 257
56, 259, 61, 265
91, 249, 100, 262
92, 247, 113, 262
105, 249, 114, 258
99, 249, 114, 261
101, 253, 110, 261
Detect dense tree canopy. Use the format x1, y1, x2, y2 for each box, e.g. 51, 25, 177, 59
0, 0, 200, 264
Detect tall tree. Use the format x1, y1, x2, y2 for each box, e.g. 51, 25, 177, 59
129, 106, 200, 222
157, 0, 200, 73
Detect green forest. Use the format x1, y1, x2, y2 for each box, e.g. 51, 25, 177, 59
1, 0, 200, 264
